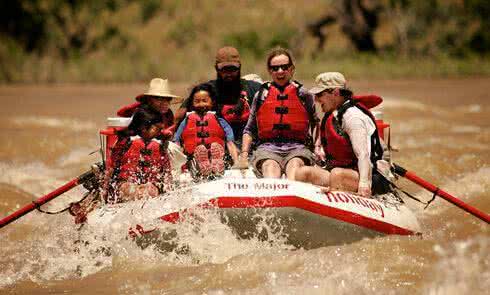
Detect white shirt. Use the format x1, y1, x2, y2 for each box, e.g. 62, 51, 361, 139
336, 105, 377, 187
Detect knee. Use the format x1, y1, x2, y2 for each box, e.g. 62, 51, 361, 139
287, 157, 305, 169
294, 166, 312, 181
262, 159, 280, 170
330, 168, 344, 183
261, 160, 281, 177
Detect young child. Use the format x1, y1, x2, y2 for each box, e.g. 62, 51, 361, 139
174, 83, 239, 178
104, 108, 172, 202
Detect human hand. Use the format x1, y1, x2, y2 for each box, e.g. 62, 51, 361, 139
314, 145, 325, 162
236, 152, 249, 169
358, 181, 372, 198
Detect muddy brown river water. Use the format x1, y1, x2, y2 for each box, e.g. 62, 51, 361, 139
0, 78, 488, 294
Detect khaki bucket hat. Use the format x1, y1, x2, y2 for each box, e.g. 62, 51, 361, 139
309, 72, 347, 95
136, 78, 180, 102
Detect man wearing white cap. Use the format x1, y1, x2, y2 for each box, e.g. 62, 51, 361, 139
294, 72, 387, 197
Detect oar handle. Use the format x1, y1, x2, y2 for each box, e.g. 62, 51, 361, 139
393, 164, 489, 224
0, 170, 95, 229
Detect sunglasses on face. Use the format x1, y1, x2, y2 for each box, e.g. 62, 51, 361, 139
219, 65, 240, 72
269, 63, 292, 72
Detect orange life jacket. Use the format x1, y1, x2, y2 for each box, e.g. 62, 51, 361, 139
117, 137, 170, 183
321, 99, 383, 168
220, 90, 251, 124
180, 112, 226, 155
256, 82, 309, 142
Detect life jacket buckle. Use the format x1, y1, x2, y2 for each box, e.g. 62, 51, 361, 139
140, 149, 152, 156
196, 120, 208, 127
197, 131, 210, 138
277, 94, 288, 100
139, 160, 151, 167
273, 123, 291, 131
275, 106, 289, 114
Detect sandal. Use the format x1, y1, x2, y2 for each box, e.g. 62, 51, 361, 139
194, 144, 211, 176
210, 143, 225, 175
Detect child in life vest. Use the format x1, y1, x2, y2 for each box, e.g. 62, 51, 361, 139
103, 108, 172, 202
173, 83, 239, 178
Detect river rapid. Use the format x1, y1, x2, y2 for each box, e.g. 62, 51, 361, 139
0, 79, 488, 294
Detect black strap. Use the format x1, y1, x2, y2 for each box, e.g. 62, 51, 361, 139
197, 131, 210, 138
196, 120, 208, 127
337, 100, 384, 166
273, 123, 291, 131
381, 171, 436, 209
275, 106, 289, 114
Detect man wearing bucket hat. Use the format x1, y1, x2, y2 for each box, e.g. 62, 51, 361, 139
294, 72, 387, 198
175, 46, 261, 147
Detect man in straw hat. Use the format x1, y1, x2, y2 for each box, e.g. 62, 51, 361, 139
175, 46, 261, 147
116, 78, 180, 138
294, 72, 389, 197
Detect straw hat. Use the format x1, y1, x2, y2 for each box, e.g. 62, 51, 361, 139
309, 72, 347, 95
136, 78, 180, 102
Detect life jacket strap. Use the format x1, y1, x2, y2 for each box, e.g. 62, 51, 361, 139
197, 131, 210, 138
272, 123, 291, 131
275, 106, 289, 114
277, 94, 288, 100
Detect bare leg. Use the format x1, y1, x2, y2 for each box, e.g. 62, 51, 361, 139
261, 159, 282, 178
294, 166, 331, 188
285, 157, 305, 180
330, 168, 359, 192
118, 181, 138, 202
136, 183, 159, 199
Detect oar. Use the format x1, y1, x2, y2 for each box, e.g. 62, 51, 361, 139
393, 163, 490, 224
0, 169, 96, 229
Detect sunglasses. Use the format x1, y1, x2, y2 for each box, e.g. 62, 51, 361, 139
219, 65, 240, 72
269, 63, 292, 72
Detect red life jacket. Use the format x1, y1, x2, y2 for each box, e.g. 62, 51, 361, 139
220, 90, 251, 124
321, 100, 383, 168
180, 112, 225, 155
256, 82, 309, 142
117, 138, 170, 183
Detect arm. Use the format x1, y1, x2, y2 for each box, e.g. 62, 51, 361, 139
226, 141, 239, 164
237, 133, 253, 169
241, 89, 261, 153
217, 117, 235, 142
302, 88, 324, 161
344, 116, 374, 197
172, 117, 188, 146
217, 117, 239, 163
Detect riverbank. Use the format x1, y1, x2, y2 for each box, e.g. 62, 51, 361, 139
2, 53, 489, 84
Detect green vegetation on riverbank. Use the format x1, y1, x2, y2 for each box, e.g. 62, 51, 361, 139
1, 0, 489, 83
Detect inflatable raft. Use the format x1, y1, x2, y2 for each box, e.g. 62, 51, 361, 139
85, 169, 420, 249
